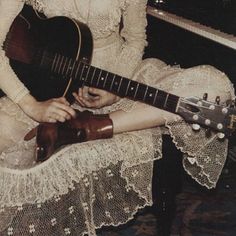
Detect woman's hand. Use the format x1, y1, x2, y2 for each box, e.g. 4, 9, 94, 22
18, 94, 76, 123
73, 86, 120, 109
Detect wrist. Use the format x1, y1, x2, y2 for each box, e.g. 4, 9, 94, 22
17, 93, 38, 113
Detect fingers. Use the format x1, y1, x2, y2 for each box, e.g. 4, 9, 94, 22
74, 87, 119, 109
42, 97, 76, 123
82, 86, 90, 98
52, 98, 76, 118
74, 88, 103, 108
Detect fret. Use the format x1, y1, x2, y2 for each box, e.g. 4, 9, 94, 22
144, 86, 157, 105
61, 57, 68, 75
125, 80, 131, 97
58, 55, 64, 75
133, 83, 139, 99
74, 61, 82, 79
135, 83, 147, 100
102, 71, 109, 89
85, 66, 96, 85
117, 78, 130, 97
83, 64, 90, 83
127, 80, 139, 98
143, 85, 149, 101
153, 90, 169, 109
80, 63, 89, 83
90, 68, 101, 87
51, 54, 57, 72
65, 58, 72, 77
109, 74, 116, 91
117, 77, 123, 94
153, 89, 159, 106
103, 72, 115, 92
97, 70, 108, 89
70, 60, 77, 78
165, 94, 179, 113
78, 63, 85, 82
96, 70, 102, 87
75, 61, 84, 84
111, 75, 122, 93
163, 93, 169, 108
54, 54, 60, 73
55, 54, 62, 74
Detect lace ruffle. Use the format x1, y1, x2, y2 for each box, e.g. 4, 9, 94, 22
0, 127, 160, 208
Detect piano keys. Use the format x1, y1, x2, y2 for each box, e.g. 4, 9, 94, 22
145, 1, 236, 83
147, 4, 236, 50
148, 0, 236, 36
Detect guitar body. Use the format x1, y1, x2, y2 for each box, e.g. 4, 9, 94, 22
5, 4, 93, 101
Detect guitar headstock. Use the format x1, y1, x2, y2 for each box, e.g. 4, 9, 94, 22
176, 95, 236, 138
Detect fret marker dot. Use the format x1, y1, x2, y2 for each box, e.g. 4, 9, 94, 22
131, 87, 134, 90
149, 93, 153, 97
115, 82, 118, 85
101, 77, 104, 80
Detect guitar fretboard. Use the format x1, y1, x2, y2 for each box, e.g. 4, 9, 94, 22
40, 51, 179, 113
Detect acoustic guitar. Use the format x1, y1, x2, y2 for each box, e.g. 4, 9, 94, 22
3, 4, 236, 138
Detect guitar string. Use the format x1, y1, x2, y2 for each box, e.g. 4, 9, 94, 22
5, 38, 180, 108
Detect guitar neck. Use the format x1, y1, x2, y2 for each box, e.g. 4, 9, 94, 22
40, 52, 180, 114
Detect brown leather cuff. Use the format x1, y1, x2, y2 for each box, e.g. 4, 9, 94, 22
35, 110, 113, 162
56, 111, 113, 144
85, 113, 113, 140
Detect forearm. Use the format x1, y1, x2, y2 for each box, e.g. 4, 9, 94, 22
110, 102, 177, 134
0, 1, 28, 102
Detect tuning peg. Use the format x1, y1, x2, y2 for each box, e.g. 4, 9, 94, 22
192, 124, 200, 131
217, 132, 225, 139
215, 96, 220, 105
203, 93, 208, 100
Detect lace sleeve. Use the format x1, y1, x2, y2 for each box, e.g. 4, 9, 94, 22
114, 0, 148, 78
0, 0, 29, 103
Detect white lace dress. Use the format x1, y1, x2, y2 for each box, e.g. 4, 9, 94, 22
0, 0, 235, 235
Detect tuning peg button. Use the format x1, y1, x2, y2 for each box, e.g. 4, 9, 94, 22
193, 115, 199, 121
192, 124, 200, 131
217, 132, 225, 139
222, 108, 228, 114
197, 101, 203, 106
209, 105, 215, 110
217, 123, 223, 130
205, 119, 211, 125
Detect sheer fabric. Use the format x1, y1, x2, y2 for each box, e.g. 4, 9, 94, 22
0, 0, 235, 235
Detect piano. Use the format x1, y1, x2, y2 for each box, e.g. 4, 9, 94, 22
147, 3, 236, 234
145, 0, 236, 82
